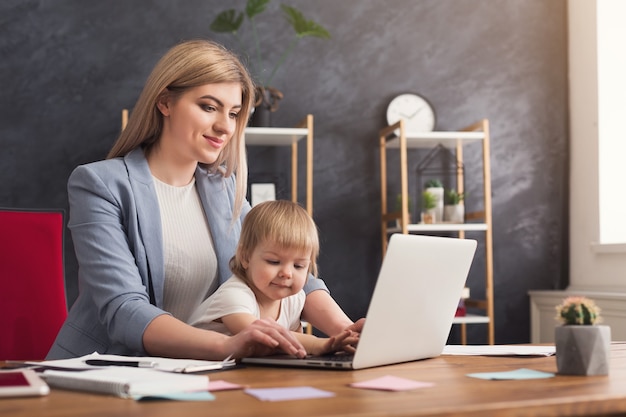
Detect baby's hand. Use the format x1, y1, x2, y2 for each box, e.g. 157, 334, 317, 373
320, 329, 359, 355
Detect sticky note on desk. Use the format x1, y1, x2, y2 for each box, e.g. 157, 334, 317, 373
467, 368, 555, 380
245, 386, 335, 401
350, 375, 434, 391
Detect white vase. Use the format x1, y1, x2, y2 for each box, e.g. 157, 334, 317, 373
425, 187, 444, 223
555, 325, 611, 375
444, 204, 465, 223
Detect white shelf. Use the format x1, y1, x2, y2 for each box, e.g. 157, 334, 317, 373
379, 119, 494, 345
387, 223, 488, 233
386, 131, 485, 149
453, 314, 491, 325
245, 127, 308, 146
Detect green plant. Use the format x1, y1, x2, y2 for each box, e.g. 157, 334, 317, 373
394, 193, 413, 213
424, 179, 443, 189
555, 296, 602, 325
444, 188, 465, 205
210, 0, 331, 87
422, 191, 437, 210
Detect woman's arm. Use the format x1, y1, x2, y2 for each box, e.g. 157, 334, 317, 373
144, 314, 306, 359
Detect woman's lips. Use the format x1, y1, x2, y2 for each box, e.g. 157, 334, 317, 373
204, 135, 224, 148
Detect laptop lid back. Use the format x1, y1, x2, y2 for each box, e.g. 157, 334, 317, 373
352, 234, 477, 369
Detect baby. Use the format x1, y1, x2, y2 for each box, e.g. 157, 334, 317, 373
189, 200, 356, 355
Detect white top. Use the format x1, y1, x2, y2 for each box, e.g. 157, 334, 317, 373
153, 176, 218, 322
188, 275, 305, 335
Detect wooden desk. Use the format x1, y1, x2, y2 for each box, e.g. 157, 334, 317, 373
4, 344, 626, 417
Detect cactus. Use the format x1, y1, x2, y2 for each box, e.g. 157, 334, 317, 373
555, 296, 601, 325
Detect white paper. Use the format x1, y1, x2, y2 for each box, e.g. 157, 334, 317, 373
442, 344, 555, 357
29, 352, 235, 373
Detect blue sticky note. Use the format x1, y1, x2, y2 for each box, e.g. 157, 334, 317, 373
467, 368, 554, 380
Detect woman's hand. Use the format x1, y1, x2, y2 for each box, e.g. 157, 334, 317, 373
224, 318, 307, 359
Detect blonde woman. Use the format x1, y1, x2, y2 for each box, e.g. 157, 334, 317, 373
47, 40, 361, 361
190, 200, 358, 355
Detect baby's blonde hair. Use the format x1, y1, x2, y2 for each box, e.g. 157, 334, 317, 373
230, 200, 319, 281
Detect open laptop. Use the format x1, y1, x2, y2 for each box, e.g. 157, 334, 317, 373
242, 233, 477, 370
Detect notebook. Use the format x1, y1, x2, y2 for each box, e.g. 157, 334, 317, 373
242, 233, 477, 370
41, 368, 210, 399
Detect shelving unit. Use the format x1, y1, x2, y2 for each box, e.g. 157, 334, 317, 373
379, 119, 494, 344
245, 114, 314, 215
245, 115, 314, 335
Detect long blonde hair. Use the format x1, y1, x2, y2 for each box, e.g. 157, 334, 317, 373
108, 39, 254, 217
230, 200, 320, 282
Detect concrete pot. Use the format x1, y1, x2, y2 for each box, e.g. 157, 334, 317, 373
555, 325, 611, 375
444, 204, 464, 223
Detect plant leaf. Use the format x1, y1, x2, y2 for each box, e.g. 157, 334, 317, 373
246, 0, 270, 19
281, 5, 331, 39
210, 10, 244, 33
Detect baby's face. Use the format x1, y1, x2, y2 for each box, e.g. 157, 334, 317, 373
243, 242, 311, 303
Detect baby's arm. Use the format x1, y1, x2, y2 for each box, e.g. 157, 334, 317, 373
292, 330, 359, 356
222, 313, 358, 356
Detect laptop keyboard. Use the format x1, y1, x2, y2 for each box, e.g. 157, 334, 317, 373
308, 353, 354, 362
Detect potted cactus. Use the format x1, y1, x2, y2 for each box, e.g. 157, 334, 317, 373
554, 296, 611, 375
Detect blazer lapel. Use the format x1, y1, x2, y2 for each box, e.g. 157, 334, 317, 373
124, 149, 165, 307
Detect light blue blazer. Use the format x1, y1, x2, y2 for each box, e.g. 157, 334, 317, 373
47, 148, 327, 359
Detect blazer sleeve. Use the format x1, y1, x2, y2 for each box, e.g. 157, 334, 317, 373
67, 164, 166, 354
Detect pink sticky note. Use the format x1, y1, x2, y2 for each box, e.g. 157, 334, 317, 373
208, 380, 244, 391
350, 375, 434, 391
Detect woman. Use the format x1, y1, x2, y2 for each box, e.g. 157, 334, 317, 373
47, 40, 361, 360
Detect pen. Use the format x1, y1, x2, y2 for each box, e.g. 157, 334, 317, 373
84, 359, 157, 368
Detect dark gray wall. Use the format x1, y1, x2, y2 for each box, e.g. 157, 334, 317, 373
0, 0, 568, 344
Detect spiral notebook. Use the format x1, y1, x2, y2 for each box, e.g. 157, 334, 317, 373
41, 368, 210, 399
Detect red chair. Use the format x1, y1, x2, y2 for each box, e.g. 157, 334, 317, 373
0, 208, 67, 360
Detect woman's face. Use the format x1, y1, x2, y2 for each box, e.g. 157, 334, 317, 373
157, 82, 243, 166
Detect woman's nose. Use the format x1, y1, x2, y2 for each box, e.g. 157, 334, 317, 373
213, 113, 234, 136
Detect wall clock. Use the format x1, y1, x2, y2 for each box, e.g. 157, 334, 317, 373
386, 93, 436, 132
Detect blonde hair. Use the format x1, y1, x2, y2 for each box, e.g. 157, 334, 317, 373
108, 39, 254, 217
230, 200, 320, 281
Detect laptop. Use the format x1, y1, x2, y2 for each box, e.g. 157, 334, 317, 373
242, 233, 477, 370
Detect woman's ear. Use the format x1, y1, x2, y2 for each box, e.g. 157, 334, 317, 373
156, 91, 171, 116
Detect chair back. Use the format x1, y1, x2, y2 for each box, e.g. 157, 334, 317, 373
0, 208, 67, 360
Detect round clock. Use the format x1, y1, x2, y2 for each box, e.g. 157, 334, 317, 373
386, 93, 436, 132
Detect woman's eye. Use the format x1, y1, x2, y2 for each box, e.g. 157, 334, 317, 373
229, 112, 240, 119
201, 104, 216, 112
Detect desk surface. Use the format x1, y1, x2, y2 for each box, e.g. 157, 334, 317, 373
4, 344, 626, 417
